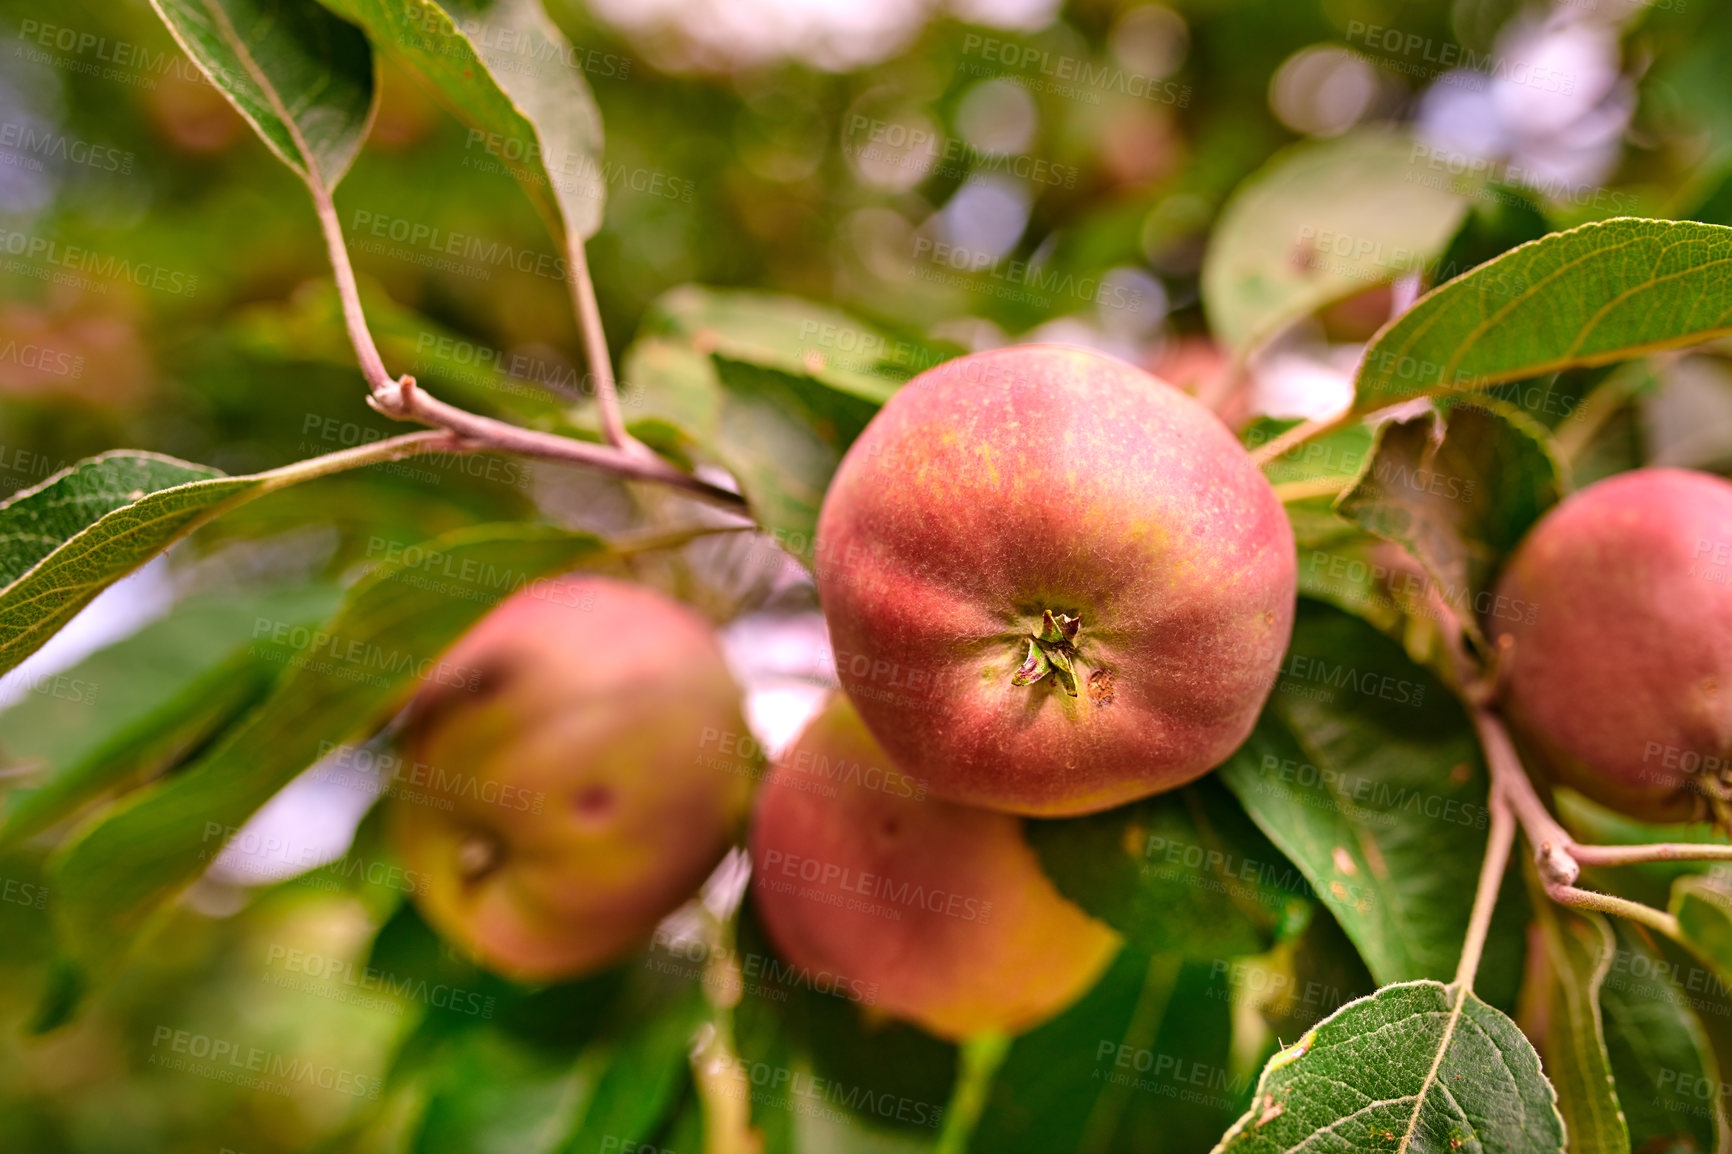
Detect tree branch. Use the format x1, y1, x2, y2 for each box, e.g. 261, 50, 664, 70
367, 375, 744, 506
302, 179, 746, 511
1473, 705, 1691, 942
1471, 707, 1578, 885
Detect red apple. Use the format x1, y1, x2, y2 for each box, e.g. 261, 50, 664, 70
750, 695, 1118, 1040
815, 344, 1296, 816
1493, 468, 1732, 823
389, 576, 753, 980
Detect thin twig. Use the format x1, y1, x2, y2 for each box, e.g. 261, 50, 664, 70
1544, 882, 1681, 939
1471, 707, 1578, 884
299, 166, 744, 508
1475, 708, 1732, 869
369, 377, 743, 506
1473, 705, 1688, 941
257, 430, 467, 490
1571, 841, 1732, 866
563, 234, 641, 454
310, 186, 393, 391
1454, 787, 1515, 991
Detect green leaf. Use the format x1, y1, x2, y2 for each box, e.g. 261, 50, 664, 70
147, 0, 376, 188
1246, 419, 1376, 490
1027, 778, 1312, 962
0, 444, 454, 680
1212, 981, 1564, 1154
973, 950, 1249, 1154
1284, 508, 1409, 631
620, 338, 725, 464
642, 285, 949, 405
1354, 218, 1732, 416
557, 988, 700, 1154
551, 951, 705, 1154
619, 287, 957, 562
408, 963, 701, 1154
733, 903, 955, 1150
1202, 131, 1471, 350
1527, 885, 1627, 1154
1599, 924, 1721, 1154
1669, 874, 1732, 980
315, 0, 605, 241
0, 452, 222, 586
45, 524, 611, 994
1336, 401, 1566, 650
0, 453, 264, 678
0, 584, 344, 850
1219, 602, 1518, 992
411, 1026, 591, 1154
710, 356, 881, 563
1249, 909, 1379, 1046
0, 848, 52, 966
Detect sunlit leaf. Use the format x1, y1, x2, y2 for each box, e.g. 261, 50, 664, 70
1203, 131, 1469, 350
316, 0, 607, 240
1355, 218, 1732, 414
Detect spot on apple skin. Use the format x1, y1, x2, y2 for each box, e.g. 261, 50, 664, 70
574, 785, 616, 821
1088, 668, 1116, 706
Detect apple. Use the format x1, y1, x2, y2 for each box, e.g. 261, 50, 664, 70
750, 695, 1119, 1040
815, 343, 1296, 816
389, 576, 753, 981
1492, 468, 1732, 823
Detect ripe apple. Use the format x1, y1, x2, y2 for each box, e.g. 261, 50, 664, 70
814, 343, 1296, 816
389, 576, 753, 981
1492, 468, 1732, 822
749, 695, 1119, 1041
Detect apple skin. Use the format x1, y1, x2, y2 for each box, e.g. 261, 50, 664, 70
814, 344, 1296, 816
1491, 468, 1732, 823
749, 695, 1120, 1041
389, 576, 753, 982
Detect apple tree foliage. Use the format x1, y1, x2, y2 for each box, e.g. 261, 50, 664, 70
5, 1, 1732, 1152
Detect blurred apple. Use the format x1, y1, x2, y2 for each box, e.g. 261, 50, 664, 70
751, 695, 1119, 1040
390, 576, 753, 981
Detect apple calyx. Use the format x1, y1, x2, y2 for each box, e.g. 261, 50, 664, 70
1012, 611, 1082, 696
